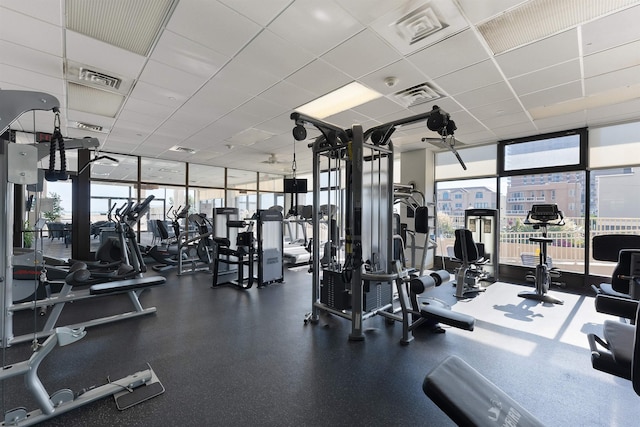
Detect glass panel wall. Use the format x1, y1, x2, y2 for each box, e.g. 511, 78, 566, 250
259, 172, 285, 211
139, 185, 187, 247
589, 167, 640, 276
435, 178, 498, 259
90, 181, 137, 252
500, 173, 586, 274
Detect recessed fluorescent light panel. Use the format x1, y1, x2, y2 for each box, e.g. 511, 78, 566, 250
295, 82, 383, 119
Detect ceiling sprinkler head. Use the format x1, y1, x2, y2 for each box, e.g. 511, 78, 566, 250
384, 76, 399, 87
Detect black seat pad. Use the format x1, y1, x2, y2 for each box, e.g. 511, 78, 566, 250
420, 303, 474, 331
90, 276, 166, 295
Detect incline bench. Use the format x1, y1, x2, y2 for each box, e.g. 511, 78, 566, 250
8, 275, 166, 345
423, 355, 545, 427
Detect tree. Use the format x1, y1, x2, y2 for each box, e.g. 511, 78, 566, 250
437, 212, 455, 238
43, 192, 64, 222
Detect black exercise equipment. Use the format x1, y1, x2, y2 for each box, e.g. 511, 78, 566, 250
587, 294, 640, 397
452, 228, 488, 298
591, 234, 640, 298
423, 355, 545, 427
518, 204, 564, 305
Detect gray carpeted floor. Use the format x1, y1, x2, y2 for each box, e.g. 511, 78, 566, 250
2, 267, 639, 426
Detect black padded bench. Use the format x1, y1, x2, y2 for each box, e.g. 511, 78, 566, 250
423, 355, 544, 427
420, 303, 474, 331
90, 276, 166, 295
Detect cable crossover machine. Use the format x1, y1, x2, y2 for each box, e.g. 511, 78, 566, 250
291, 105, 472, 342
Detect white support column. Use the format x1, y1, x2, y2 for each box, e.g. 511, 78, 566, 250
400, 148, 436, 270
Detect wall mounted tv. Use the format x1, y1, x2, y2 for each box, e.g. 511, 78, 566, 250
283, 178, 308, 194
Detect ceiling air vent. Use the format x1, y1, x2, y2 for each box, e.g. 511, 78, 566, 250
79, 68, 121, 90
392, 82, 443, 108
169, 146, 197, 154
393, 3, 448, 46
76, 122, 104, 132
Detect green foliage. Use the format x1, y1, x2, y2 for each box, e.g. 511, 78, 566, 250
43, 192, 64, 222
437, 212, 455, 237
23, 220, 33, 248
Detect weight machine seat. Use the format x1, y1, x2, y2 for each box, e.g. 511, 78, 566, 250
420, 302, 475, 331
600, 249, 640, 297
90, 276, 166, 295
593, 234, 640, 262
453, 229, 487, 265
423, 355, 545, 427
588, 295, 640, 384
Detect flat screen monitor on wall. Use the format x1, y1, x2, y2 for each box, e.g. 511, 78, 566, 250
284, 178, 307, 194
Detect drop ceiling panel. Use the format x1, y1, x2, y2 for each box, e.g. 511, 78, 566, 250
259, 80, 317, 109
254, 113, 296, 136
166, 106, 215, 130
138, 59, 207, 97
151, 30, 229, 79
324, 109, 373, 129
154, 117, 201, 139
285, 59, 352, 97
213, 56, 280, 98
233, 30, 314, 80
479, 110, 532, 130
585, 65, 640, 95
0, 41, 62, 79
534, 110, 586, 133
452, 81, 516, 110
0, 7, 63, 56
583, 40, 640, 79
0, 0, 63, 25
495, 29, 579, 78
268, 0, 364, 56
582, 5, 640, 55
353, 97, 406, 119
121, 97, 177, 119
322, 29, 402, 79
491, 120, 537, 138
336, 0, 406, 25
408, 97, 463, 116
166, 0, 261, 57
519, 80, 583, 109
0, 64, 64, 96
186, 78, 254, 118
65, 31, 146, 79
468, 98, 525, 121
457, 0, 529, 24
117, 108, 168, 129
586, 97, 640, 125
435, 60, 504, 96
235, 97, 289, 122
218, 0, 291, 26
407, 29, 490, 78
509, 60, 581, 96
358, 59, 429, 97
129, 81, 189, 108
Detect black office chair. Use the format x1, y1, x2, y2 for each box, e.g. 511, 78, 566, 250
453, 228, 488, 298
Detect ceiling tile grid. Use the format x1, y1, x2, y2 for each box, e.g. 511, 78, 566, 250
2, 0, 640, 179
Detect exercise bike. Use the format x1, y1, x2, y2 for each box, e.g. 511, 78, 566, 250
518, 204, 565, 305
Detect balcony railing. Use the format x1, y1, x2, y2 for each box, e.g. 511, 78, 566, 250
436, 215, 640, 275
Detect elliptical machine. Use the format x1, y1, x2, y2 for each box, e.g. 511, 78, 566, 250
518, 204, 565, 305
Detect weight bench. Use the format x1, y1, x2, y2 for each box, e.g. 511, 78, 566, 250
423, 355, 545, 427
8, 275, 166, 345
